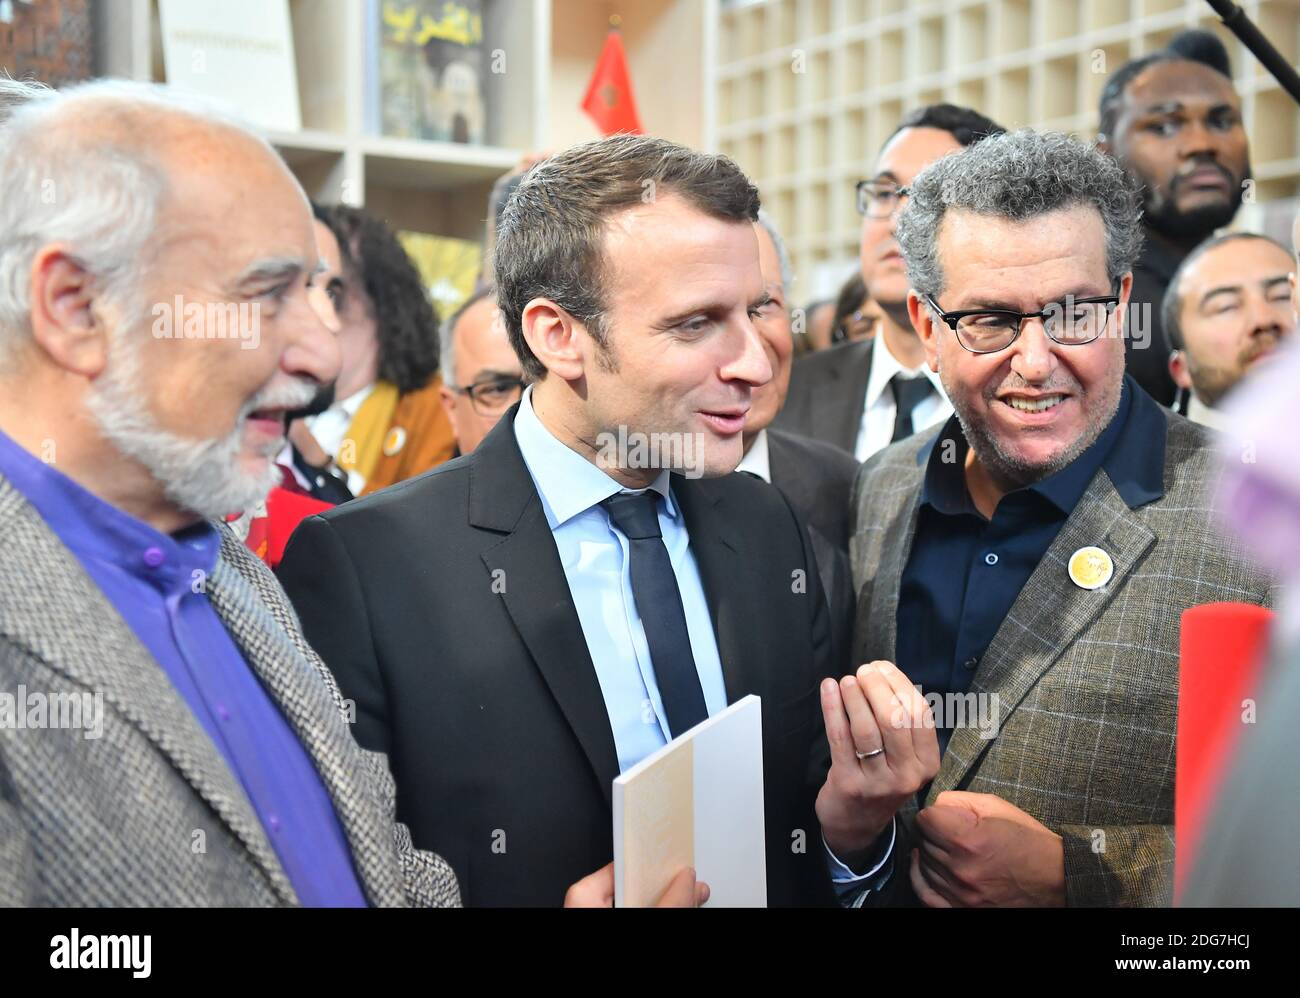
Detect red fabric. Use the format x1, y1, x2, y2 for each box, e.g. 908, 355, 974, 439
580, 31, 643, 136
237, 487, 333, 569
277, 462, 308, 496
1175, 602, 1274, 901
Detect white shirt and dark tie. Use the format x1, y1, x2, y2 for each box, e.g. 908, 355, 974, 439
514, 387, 887, 900
854, 337, 951, 462
511, 387, 729, 773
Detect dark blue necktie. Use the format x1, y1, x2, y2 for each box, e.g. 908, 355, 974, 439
601, 491, 708, 739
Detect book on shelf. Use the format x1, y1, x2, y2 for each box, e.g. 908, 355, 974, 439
158, 0, 301, 132
366, 0, 488, 145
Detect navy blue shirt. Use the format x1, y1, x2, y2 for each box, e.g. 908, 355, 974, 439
896, 377, 1165, 749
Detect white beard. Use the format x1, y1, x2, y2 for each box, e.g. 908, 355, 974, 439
86, 333, 317, 521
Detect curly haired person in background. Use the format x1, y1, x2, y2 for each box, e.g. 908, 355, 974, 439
282, 204, 456, 500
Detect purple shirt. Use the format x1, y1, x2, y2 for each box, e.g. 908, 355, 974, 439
0, 429, 367, 906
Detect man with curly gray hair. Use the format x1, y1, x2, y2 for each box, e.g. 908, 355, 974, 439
822, 130, 1276, 908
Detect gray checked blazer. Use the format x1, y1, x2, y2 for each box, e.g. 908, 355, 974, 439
0, 473, 460, 907
849, 410, 1277, 907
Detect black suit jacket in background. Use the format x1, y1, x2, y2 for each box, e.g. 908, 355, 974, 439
1125, 233, 1181, 408
278, 406, 836, 907
766, 428, 859, 674
773, 339, 873, 455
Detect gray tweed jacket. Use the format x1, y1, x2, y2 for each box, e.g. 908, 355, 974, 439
849, 409, 1277, 907
0, 474, 459, 906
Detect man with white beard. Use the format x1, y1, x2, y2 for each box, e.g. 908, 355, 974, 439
0, 79, 461, 906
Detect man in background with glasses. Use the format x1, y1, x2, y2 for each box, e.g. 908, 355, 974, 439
776, 104, 1002, 461
438, 287, 527, 456
819, 130, 1275, 908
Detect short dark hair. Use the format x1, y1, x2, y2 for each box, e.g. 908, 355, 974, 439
312, 202, 441, 394
493, 134, 760, 380
1161, 231, 1292, 352
1098, 30, 1234, 141
885, 103, 1006, 151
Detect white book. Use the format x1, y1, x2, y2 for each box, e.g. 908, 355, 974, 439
159, 0, 301, 133
613, 695, 766, 908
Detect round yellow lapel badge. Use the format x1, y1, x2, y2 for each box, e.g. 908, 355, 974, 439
382, 426, 407, 457
1068, 546, 1113, 590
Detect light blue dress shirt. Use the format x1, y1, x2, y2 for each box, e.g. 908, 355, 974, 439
514, 391, 885, 904
512, 388, 729, 774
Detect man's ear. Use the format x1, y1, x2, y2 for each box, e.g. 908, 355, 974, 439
907, 289, 941, 373
437, 381, 460, 440
1117, 270, 1134, 308
1095, 134, 1112, 156
28, 244, 111, 377
520, 297, 585, 382
1169, 349, 1193, 392
1111, 270, 1139, 350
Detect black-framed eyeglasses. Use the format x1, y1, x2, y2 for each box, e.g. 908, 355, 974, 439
923, 285, 1122, 354
856, 180, 911, 218
453, 375, 526, 416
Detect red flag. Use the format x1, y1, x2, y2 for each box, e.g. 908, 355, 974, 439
580, 31, 643, 136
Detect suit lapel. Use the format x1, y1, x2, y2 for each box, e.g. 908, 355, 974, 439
933, 470, 1157, 795
816, 340, 872, 454
481, 504, 620, 807
765, 432, 804, 506
673, 478, 762, 705
470, 410, 620, 807
854, 477, 923, 666
207, 533, 406, 906
0, 478, 297, 904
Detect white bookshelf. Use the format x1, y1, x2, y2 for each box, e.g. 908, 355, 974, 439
86, 0, 550, 241
89, 0, 713, 241
716, 0, 1300, 301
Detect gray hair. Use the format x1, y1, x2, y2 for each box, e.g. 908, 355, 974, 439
439, 285, 497, 386
896, 129, 1143, 300
755, 209, 793, 293
0, 79, 273, 356
0, 76, 52, 123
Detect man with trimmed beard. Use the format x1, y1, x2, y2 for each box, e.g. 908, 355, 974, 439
821, 130, 1275, 907
0, 80, 459, 906
1098, 30, 1252, 406
1164, 232, 1296, 428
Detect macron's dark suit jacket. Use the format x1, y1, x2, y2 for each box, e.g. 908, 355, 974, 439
773, 339, 874, 455
278, 407, 836, 907
766, 428, 858, 673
